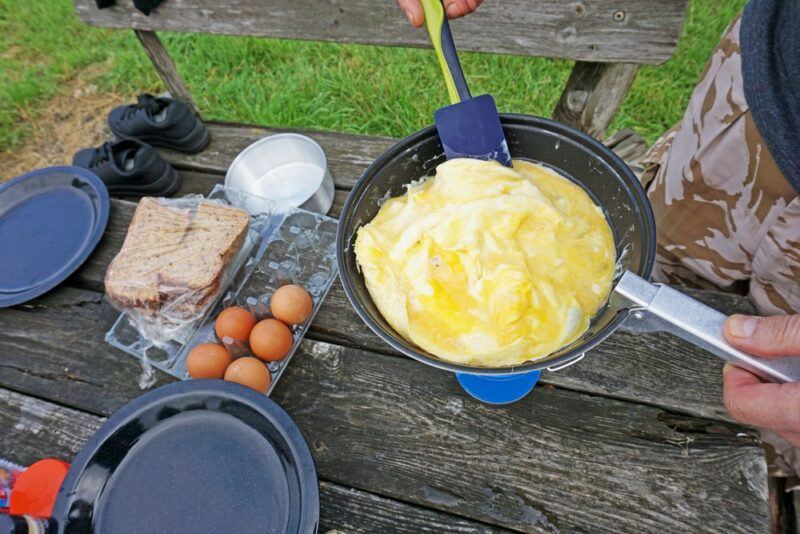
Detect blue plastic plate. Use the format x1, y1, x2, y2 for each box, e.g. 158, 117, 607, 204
0, 166, 109, 307
51, 380, 320, 534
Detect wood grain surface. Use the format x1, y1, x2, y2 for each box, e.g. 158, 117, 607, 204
552, 61, 640, 139
64, 183, 754, 423
74, 0, 688, 64
274, 340, 768, 532
0, 388, 505, 533
0, 336, 770, 532
0, 116, 774, 531
134, 30, 199, 113
152, 121, 647, 192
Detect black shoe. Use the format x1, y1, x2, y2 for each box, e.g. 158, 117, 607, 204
73, 139, 182, 196
108, 94, 210, 154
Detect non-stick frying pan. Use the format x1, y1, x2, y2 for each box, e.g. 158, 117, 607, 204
336, 115, 800, 402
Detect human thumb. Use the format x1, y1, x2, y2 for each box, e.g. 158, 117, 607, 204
396, 0, 424, 27
724, 314, 800, 357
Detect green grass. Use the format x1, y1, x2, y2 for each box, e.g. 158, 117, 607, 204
0, 0, 133, 147
0, 0, 746, 152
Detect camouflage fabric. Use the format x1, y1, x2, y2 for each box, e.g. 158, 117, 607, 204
640, 16, 800, 316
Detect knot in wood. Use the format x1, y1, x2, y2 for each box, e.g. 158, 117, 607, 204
310, 342, 343, 371
566, 89, 589, 112
556, 26, 577, 44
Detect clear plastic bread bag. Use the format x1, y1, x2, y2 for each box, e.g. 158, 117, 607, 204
104, 191, 272, 348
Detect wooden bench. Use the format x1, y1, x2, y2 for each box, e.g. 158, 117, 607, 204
73, 0, 689, 140
1, 128, 781, 531
0, 180, 776, 527
2, 1, 781, 531
0, 188, 777, 531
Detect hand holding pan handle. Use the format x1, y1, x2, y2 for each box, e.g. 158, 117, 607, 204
614, 271, 800, 383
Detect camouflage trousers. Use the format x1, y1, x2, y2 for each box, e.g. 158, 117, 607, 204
640, 16, 800, 316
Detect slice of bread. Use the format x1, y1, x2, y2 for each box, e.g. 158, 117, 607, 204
163, 278, 221, 318
105, 198, 250, 321
105, 199, 191, 312
159, 202, 249, 291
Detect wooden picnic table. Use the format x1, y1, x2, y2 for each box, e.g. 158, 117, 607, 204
0, 122, 779, 532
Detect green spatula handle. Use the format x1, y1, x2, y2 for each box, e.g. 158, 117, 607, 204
420, 0, 472, 105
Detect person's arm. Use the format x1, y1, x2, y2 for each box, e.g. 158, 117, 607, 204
723, 314, 800, 445
396, 0, 483, 28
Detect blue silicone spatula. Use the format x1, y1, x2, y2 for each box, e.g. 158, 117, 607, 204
420, 0, 512, 167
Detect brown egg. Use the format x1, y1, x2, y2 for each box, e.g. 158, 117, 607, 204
224, 357, 271, 393
215, 306, 257, 342
270, 285, 313, 326
249, 318, 293, 362
185, 343, 232, 379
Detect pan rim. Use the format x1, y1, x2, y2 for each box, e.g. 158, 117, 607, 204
337, 114, 656, 375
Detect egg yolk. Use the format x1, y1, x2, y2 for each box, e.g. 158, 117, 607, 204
354, 158, 616, 367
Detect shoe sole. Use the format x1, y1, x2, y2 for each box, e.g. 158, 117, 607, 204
107, 165, 182, 198
111, 118, 211, 155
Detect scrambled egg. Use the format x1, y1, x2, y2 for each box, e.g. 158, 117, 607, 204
354, 158, 616, 367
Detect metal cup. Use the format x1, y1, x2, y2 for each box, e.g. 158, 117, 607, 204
225, 133, 335, 215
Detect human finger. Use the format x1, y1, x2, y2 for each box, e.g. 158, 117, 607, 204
444, 0, 482, 19
724, 314, 800, 357
723, 363, 800, 432
397, 0, 425, 27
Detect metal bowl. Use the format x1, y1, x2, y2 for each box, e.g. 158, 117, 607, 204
225, 133, 334, 214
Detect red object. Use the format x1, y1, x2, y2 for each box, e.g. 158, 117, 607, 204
8, 459, 69, 518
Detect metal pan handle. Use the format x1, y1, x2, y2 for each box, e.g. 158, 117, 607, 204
614, 271, 800, 383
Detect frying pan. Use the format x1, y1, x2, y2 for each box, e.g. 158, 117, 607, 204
336, 115, 800, 403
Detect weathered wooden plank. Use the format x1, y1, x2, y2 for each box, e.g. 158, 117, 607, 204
281, 341, 768, 532
0, 387, 96, 465
111, 171, 222, 199
0, 388, 504, 533
319, 482, 510, 533
0, 283, 753, 424
604, 127, 649, 163
0, 287, 172, 416
0, 333, 770, 532
73, 0, 688, 65
311, 283, 755, 422
552, 61, 640, 139
66, 196, 754, 422
159, 122, 396, 188
134, 30, 199, 114
174, 169, 225, 196
158, 121, 648, 191
0, 280, 754, 427
768, 476, 790, 534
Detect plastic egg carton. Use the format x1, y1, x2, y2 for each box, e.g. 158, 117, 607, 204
106, 185, 339, 395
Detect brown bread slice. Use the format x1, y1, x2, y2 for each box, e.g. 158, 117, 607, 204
105, 198, 250, 320
105, 199, 191, 312
163, 278, 221, 318
159, 202, 250, 291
